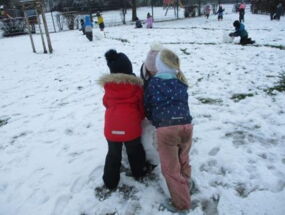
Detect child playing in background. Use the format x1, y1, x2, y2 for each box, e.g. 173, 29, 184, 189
84, 15, 93, 41
80, 19, 85, 35
96, 12, 105, 32
204, 4, 211, 19
135, 17, 143, 28
239, 1, 246, 22
144, 48, 193, 213
229, 20, 255, 45
217, 5, 225, 21
146, 12, 154, 28
99, 49, 147, 189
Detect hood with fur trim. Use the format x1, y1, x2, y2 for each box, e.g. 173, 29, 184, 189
98, 73, 143, 87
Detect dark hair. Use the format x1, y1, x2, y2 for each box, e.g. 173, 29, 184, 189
233, 20, 240, 28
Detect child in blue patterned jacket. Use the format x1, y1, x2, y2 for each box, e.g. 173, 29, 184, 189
144, 48, 193, 213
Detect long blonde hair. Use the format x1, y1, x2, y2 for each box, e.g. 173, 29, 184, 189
177, 70, 188, 86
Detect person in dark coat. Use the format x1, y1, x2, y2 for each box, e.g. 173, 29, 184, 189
80, 19, 85, 35
98, 49, 147, 189
239, 2, 246, 22
217, 5, 225, 21
276, 3, 284, 20
135, 17, 143, 28
229, 20, 255, 45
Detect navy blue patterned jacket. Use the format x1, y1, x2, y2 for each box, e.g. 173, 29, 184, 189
144, 76, 192, 128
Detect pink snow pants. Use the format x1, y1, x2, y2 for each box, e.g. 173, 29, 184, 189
157, 124, 193, 210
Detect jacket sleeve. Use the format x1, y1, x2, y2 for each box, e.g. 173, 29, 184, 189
138, 87, 145, 120
230, 28, 240, 37
144, 84, 152, 121
103, 94, 108, 108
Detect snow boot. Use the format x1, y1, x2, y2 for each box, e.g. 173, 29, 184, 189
144, 161, 157, 175
160, 199, 189, 215
189, 178, 199, 195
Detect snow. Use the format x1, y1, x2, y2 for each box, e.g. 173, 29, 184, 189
1, 4, 285, 215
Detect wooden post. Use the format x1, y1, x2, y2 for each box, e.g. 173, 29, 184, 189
23, 6, 36, 53
39, 0, 53, 53
36, 8, 48, 53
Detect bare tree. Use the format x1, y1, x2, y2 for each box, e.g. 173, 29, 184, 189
131, 0, 137, 21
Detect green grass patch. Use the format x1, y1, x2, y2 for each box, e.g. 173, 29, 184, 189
263, 44, 285, 50
0, 118, 9, 128
109, 37, 130, 43
197, 97, 223, 104
180, 48, 190, 55
264, 73, 285, 95
231, 93, 255, 102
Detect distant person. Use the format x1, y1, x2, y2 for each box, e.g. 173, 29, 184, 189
96, 12, 105, 31
269, 2, 276, 20
276, 3, 283, 20
84, 15, 93, 41
217, 5, 225, 21
80, 19, 85, 35
204, 4, 211, 19
135, 17, 142, 28
146, 12, 153, 28
239, 2, 246, 22
229, 20, 255, 45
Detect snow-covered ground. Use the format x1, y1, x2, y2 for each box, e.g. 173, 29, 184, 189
1, 5, 285, 215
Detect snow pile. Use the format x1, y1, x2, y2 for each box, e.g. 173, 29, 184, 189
223, 31, 234, 43
93, 31, 105, 40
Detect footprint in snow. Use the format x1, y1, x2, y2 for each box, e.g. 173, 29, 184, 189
52, 194, 72, 215
208, 147, 220, 156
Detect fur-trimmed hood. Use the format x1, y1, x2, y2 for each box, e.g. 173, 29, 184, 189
98, 73, 143, 87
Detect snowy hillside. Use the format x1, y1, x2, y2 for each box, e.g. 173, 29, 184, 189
1, 5, 285, 215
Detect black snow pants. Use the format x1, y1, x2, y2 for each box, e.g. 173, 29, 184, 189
103, 137, 146, 189
86, 31, 93, 41
239, 10, 245, 22
240, 36, 255, 45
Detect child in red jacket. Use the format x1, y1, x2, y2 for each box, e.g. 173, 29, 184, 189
99, 49, 147, 189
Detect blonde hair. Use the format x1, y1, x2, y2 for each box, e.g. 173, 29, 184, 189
176, 70, 188, 86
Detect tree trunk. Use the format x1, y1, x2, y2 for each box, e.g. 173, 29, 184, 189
131, 0, 137, 21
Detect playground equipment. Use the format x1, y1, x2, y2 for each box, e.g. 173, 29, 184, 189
0, 7, 28, 36
163, 0, 183, 16
163, 0, 199, 18
20, 0, 53, 54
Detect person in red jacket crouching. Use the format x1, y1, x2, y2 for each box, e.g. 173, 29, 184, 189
99, 49, 147, 189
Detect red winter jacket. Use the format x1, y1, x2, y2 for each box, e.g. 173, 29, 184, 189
99, 73, 145, 142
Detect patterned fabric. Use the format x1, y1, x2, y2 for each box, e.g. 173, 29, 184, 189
144, 77, 192, 128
